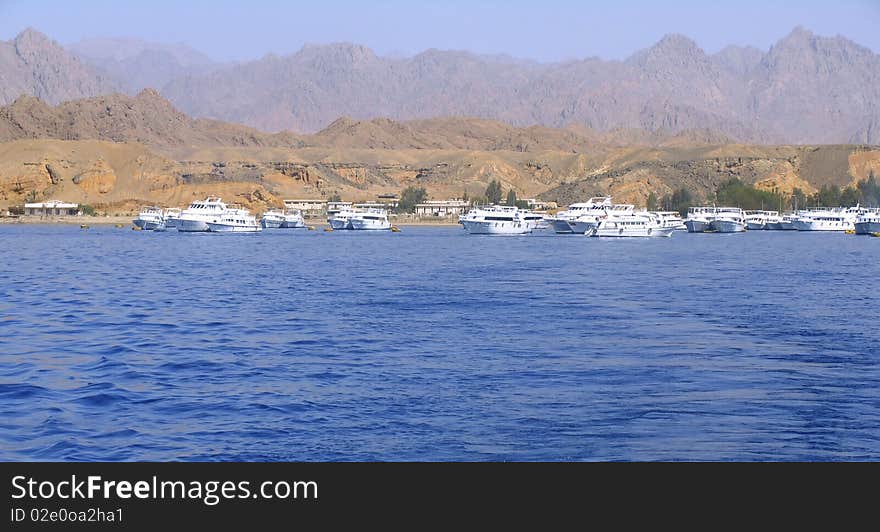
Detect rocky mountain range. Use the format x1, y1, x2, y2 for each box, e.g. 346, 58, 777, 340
1, 27, 878, 144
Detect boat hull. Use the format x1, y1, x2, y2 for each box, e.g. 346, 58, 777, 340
746, 221, 766, 231
685, 220, 710, 233
349, 219, 391, 230
176, 218, 212, 232
854, 221, 880, 235
550, 219, 574, 233
261, 219, 283, 229
206, 223, 262, 233
328, 218, 351, 230
710, 220, 746, 233
568, 220, 599, 234
592, 227, 674, 238
461, 220, 531, 235
793, 220, 854, 232
281, 219, 306, 228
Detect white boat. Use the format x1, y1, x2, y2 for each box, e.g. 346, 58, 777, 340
591, 212, 674, 237
133, 206, 165, 231
163, 208, 181, 229
261, 209, 285, 229
349, 209, 391, 230
684, 207, 716, 233
744, 210, 781, 231
793, 207, 859, 232
651, 211, 687, 230
854, 210, 880, 235
328, 208, 357, 230
569, 203, 635, 234
521, 211, 552, 231
771, 213, 798, 231
177, 197, 228, 232
206, 209, 262, 233
550, 197, 614, 234
281, 209, 306, 229
459, 205, 532, 234
709, 208, 746, 233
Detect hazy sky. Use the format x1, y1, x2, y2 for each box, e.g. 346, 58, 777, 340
1, 0, 878, 62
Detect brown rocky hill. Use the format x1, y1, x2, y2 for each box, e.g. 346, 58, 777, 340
1, 93, 878, 216
0, 90, 306, 149
0, 28, 117, 105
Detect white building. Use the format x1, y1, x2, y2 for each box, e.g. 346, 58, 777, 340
326, 201, 353, 214
523, 198, 556, 211
414, 200, 470, 217
24, 200, 79, 216
284, 199, 326, 213
354, 202, 387, 210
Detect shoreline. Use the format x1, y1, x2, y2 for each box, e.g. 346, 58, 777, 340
0, 215, 461, 227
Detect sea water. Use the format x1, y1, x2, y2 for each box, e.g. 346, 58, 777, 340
1, 225, 878, 460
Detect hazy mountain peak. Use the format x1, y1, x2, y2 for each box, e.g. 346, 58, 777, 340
69, 37, 214, 66
13, 27, 54, 48
298, 42, 377, 64
627, 33, 706, 67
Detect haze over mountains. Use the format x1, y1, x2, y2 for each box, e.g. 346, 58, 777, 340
1, 27, 879, 144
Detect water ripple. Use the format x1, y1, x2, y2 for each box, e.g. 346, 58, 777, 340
0, 225, 878, 460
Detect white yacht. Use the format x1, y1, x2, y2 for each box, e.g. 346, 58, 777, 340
744, 210, 781, 231
569, 203, 635, 234
709, 208, 746, 233
793, 207, 859, 232
772, 213, 798, 231
133, 206, 165, 231
591, 212, 674, 238
328, 208, 357, 230
206, 209, 262, 233
550, 197, 614, 234
163, 208, 181, 229
459, 205, 532, 235
650, 211, 687, 230
349, 209, 391, 230
684, 207, 716, 233
521, 211, 551, 232
854, 210, 880, 235
261, 209, 285, 229
177, 197, 228, 232
281, 208, 306, 229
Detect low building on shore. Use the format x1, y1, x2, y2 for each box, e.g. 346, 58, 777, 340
284, 199, 326, 215
354, 202, 388, 210
24, 200, 80, 216
327, 201, 353, 215
414, 200, 470, 217
523, 198, 556, 211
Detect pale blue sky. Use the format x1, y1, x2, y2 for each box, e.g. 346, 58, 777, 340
1, 0, 878, 62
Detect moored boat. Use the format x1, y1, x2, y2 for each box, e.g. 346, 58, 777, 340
206, 209, 262, 233
591, 212, 674, 237
460, 205, 532, 235
348, 209, 391, 230
281, 208, 306, 228
261, 209, 285, 229
133, 206, 165, 231
709, 208, 746, 233
177, 197, 228, 232
854, 210, 880, 235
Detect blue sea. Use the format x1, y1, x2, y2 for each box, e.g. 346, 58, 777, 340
1, 224, 878, 461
